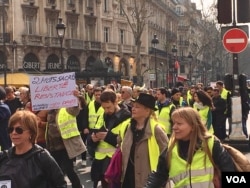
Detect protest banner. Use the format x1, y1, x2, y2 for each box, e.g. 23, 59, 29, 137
29, 72, 78, 111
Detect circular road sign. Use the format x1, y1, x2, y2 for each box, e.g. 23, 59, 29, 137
223, 28, 248, 53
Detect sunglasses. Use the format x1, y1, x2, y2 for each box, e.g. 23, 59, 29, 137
7, 127, 26, 134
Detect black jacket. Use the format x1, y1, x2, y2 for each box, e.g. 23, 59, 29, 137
0, 144, 66, 188
144, 137, 236, 188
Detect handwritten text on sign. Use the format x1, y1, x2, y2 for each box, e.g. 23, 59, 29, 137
29, 72, 77, 111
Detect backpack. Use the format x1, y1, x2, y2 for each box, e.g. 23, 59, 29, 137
222, 144, 250, 172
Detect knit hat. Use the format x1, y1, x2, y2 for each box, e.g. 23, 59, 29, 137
171, 88, 181, 96
0, 86, 6, 100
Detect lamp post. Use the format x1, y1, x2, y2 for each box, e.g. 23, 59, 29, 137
160, 62, 165, 87
187, 52, 193, 83
172, 45, 177, 87
12, 40, 17, 73
151, 34, 159, 88
1, 0, 6, 87
56, 18, 66, 73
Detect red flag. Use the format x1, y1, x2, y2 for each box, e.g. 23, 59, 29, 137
175, 61, 180, 69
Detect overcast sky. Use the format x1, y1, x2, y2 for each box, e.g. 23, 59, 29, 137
191, 0, 215, 10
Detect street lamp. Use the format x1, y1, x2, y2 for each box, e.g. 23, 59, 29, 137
172, 45, 177, 87
187, 52, 193, 83
160, 62, 165, 87
1, 0, 7, 87
151, 34, 159, 88
56, 18, 66, 73
12, 40, 17, 73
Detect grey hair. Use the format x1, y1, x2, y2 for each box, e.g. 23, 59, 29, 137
122, 86, 132, 96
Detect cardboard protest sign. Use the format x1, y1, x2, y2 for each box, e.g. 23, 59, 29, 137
29, 72, 78, 111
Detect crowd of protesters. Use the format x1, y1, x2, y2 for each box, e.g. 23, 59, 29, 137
0, 78, 248, 188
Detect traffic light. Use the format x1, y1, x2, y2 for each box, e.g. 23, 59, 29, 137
237, 0, 250, 23
217, 0, 232, 24
224, 74, 233, 91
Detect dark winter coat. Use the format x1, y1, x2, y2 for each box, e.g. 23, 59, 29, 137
0, 144, 66, 188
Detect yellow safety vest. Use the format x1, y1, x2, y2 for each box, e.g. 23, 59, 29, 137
179, 97, 183, 107
94, 113, 128, 160
193, 105, 214, 134
85, 93, 94, 104
220, 88, 229, 100
88, 100, 104, 129
57, 108, 80, 139
220, 88, 230, 115
187, 90, 193, 106
156, 104, 174, 134
120, 118, 160, 171
169, 137, 214, 188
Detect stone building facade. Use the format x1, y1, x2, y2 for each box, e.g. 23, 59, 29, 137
0, 0, 212, 88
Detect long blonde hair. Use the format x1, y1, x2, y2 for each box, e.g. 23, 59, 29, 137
167, 107, 212, 168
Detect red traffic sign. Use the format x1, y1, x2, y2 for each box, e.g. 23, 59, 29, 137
223, 28, 248, 53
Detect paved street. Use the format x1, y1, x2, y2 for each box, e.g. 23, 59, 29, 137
67, 116, 250, 188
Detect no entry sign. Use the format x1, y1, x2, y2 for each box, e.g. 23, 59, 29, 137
223, 28, 248, 53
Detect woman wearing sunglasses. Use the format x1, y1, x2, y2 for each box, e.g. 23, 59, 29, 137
0, 110, 67, 188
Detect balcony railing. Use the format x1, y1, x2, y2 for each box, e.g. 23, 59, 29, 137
22, 34, 43, 46
84, 41, 102, 51
118, 44, 132, 53
44, 36, 60, 47
0, 33, 10, 43
102, 43, 118, 52
65, 39, 84, 49
133, 46, 147, 54
178, 40, 190, 46
178, 25, 190, 31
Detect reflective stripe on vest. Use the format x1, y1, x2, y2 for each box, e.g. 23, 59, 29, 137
94, 113, 125, 160
57, 108, 80, 139
148, 118, 160, 171
88, 101, 104, 129
169, 137, 214, 187
156, 104, 174, 134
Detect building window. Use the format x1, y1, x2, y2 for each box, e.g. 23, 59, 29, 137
180, 64, 185, 74
48, 19, 56, 37
26, 15, 34, 34
120, 29, 125, 44
87, 25, 95, 41
104, 0, 108, 12
48, 0, 55, 4
67, 0, 75, 5
0, 15, 5, 34
87, 0, 93, 8
68, 22, 77, 38
119, 2, 124, 15
104, 27, 109, 42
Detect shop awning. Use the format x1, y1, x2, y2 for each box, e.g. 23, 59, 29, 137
0, 73, 30, 87
177, 75, 189, 82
